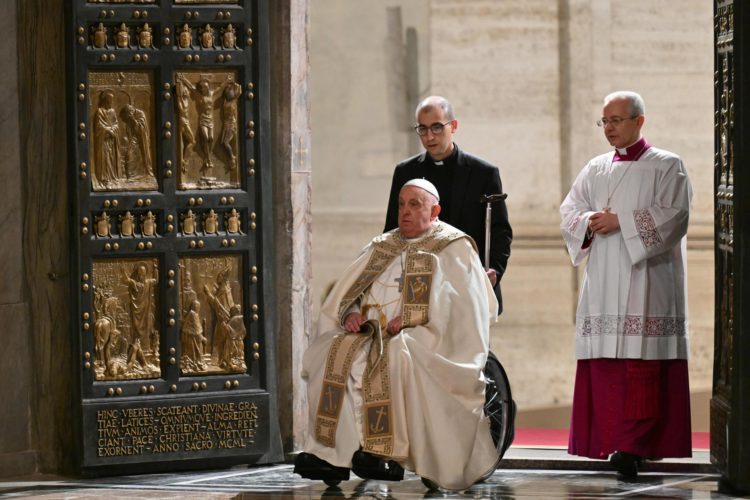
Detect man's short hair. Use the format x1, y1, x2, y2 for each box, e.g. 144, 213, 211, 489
415, 96, 455, 121
603, 91, 645, 117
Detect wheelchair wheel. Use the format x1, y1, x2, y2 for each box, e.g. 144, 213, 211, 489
484, 351, 516, 458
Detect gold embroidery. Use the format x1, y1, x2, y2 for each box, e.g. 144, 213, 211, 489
406, 275, 429, 303
318, 222, 472, 454
363, 334, 393, 455
399, 222, 468, 328
337, 222, 470, 328
314, 332, 369, 447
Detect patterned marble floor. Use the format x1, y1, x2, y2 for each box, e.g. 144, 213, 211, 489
1, 452, 747, 499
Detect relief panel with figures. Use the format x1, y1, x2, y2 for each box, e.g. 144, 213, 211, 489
88, 71, 157, 192
178, 255, 246, 375
175, 70, 242, 189
92, 258, 161, 381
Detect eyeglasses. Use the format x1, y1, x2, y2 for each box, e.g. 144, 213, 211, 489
414, 121, 452, 136
596, 116, 637, 127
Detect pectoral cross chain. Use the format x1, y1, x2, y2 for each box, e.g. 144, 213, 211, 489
394, 273, 404, 292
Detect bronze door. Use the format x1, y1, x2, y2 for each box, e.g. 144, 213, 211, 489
712, 0, 750, 492
67, 0, 281, 473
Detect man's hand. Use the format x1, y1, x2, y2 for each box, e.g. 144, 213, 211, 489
486, 269, 497, 286
589, 209, 620, 235
387, 316, 402, 336
344, 312, 365, 333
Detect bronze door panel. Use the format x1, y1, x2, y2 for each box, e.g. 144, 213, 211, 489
68, 0, 280, 473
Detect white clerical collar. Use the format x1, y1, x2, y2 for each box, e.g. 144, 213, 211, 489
428, 143, 457, 166
616, 138, 643, 156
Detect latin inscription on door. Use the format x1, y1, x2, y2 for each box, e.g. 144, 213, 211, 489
84, 394, 270, 465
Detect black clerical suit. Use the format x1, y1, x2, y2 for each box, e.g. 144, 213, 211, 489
384, 144, 512, 314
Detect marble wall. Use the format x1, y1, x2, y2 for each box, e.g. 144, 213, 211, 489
309, 0, 430, 217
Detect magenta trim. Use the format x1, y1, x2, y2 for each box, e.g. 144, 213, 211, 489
613, 137, 651, 162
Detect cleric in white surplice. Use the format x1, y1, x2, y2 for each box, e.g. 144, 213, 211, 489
294, 179, 500, 491
560, 91, 693, 477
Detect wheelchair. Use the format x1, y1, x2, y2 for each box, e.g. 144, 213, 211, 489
297, 350, 516, 490
420, 350, 516, 490
484, 350, 516, 458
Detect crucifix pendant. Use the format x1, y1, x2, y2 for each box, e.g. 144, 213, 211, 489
395, 273, 404, 292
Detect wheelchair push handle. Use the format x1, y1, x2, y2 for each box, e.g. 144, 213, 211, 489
480, 192, 508, 272
479, 193, 508, 204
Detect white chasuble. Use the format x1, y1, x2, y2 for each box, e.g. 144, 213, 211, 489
560, 147, 693, 360
301, 222, 499, 491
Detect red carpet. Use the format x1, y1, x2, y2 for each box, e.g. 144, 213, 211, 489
513, 428, 710, 450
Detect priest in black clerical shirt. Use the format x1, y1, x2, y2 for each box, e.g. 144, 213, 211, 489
383, 95, 512, 314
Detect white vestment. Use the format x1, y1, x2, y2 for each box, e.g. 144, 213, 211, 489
302, 223, 499, 491
560, 147, 693, 360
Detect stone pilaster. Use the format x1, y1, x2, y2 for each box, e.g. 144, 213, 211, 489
271, 0, 311, 456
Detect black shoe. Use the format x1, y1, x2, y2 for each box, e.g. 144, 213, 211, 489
294, 452, 350, 483
610, 451, 641, 478
351, 450, 404, 481
421, 476, 440, 490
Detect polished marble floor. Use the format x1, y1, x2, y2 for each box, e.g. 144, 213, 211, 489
1, 449, 747, 499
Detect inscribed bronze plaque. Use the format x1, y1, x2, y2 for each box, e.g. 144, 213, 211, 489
175, 0, 238, 3
174, 70, 241, 190
82, 393, 269, 468
92, 258, 161, 380
88, 71, 158, 192
178, 255, 246, 375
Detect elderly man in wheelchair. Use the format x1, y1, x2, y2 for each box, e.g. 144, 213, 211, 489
294, 179, 514, 491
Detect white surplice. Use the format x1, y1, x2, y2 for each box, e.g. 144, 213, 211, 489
302, 227, 499, 491
560, 147, 693, 360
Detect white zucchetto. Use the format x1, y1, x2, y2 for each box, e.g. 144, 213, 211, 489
401, 178, 440, 201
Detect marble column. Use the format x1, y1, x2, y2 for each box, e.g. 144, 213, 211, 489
271, 0, 312, 456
